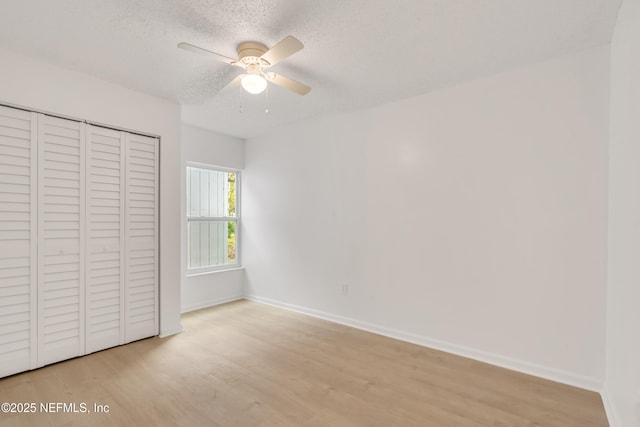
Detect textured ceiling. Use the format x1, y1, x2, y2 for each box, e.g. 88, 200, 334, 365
0, 0, 622, 139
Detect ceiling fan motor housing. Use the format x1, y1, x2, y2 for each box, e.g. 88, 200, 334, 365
237, 42, 270, 67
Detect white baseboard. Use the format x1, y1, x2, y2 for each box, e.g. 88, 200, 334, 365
245, 294, 603, 393
181, 295, 244, 314
601, 387, 620, 427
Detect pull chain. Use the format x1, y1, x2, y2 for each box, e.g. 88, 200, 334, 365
265, 83, 269, 114
239, 85, 244, 113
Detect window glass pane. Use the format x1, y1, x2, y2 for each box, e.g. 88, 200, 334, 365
188, 220, 237, 269
186, 167, 237, 218
187, 165, 239, 271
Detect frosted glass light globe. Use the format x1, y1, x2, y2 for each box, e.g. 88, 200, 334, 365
241, 74, 267, 94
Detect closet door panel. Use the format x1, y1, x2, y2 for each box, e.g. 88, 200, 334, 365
37, 114, 85, 367
0, 106, 37, 377
85, 125, 125, 353
125, 133, 158, 342
0, 105, 161, 377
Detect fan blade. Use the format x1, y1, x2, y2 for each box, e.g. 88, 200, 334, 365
177, 42, 237, 65
220, 74, 244, 93
260, 36, 303, 66
267, 72, 311, 95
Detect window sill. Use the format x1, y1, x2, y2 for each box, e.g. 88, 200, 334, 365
185, 266, 245, 278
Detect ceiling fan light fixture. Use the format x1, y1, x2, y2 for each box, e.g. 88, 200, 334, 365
178, 36, 310, 96
241, 73, 267, 94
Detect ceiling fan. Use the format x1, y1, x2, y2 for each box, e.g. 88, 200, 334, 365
178, 35, 311, 96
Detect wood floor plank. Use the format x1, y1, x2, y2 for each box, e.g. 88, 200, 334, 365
0, 300, 609, 426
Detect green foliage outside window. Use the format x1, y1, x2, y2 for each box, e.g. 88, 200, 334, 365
227, 173, 236, 261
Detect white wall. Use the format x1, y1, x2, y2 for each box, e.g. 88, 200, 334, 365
181, 124, 245, 313
243, 46, 610, 390
0, 47, 183, 337
605, 0, 640, 425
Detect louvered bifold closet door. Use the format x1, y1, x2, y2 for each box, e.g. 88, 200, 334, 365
0, 106, 37, 377
125, 133, 158, 342
85, 125, 124, 353
37, 114, 85, 367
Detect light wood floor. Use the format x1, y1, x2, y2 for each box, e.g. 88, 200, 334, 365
0, 300, 608, 427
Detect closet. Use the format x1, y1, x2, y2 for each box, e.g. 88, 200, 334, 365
0, 105, 158, 378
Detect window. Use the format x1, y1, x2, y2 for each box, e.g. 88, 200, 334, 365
186, 164, 240, 272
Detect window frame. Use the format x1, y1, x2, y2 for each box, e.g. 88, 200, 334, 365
186, 162, 241, 274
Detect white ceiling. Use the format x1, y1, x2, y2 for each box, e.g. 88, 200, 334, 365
0, 0, 621, 139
